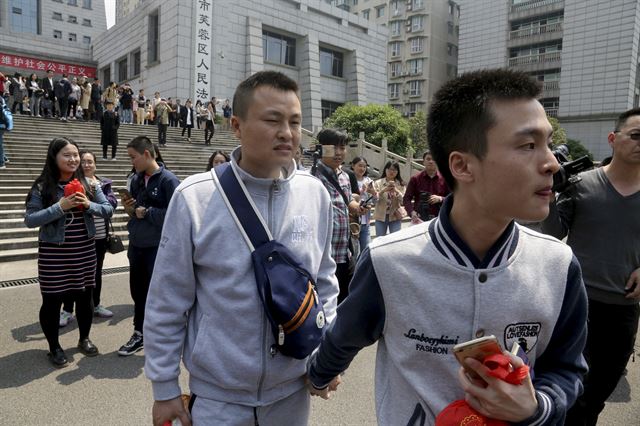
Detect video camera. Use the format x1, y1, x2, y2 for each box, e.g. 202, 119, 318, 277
305, 144, 336, 175
551, 144, 593, 193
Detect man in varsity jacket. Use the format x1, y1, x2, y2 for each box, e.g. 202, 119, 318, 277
308, 69, 588, 425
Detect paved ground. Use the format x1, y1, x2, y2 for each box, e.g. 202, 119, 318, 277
1, 272, 638, 425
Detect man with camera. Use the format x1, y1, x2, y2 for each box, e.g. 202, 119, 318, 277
542, 108, 640, 426
403, 150, 449, 222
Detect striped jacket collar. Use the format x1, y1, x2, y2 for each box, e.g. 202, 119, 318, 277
428, 195, 519, 269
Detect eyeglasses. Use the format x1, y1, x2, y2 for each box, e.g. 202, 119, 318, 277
614, 131, 640, 141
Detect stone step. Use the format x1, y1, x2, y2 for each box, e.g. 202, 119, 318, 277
0, 212, 129, 229
0, 221, 128, 239
0, 206, 127, 219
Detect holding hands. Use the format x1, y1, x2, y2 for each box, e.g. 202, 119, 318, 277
308, 374, 342, 400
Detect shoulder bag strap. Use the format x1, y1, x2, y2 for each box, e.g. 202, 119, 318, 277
211, 162, 272, 251
318, 162, 350, 206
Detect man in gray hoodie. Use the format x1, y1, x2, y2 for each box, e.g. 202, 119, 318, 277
144, 71, 339, 425
308, 69, 588, 425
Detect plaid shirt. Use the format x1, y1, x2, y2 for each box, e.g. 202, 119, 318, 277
314, 164, 353, 264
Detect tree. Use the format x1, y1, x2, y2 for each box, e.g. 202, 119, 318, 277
324, 103, 411, 154
565, 138, 594, 161
548, 116, 567, 147
408, 110, 428, 156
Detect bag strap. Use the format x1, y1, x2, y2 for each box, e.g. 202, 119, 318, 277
317, 162, 350, 206
107, 218, 115, 235
211, 162, 272, 252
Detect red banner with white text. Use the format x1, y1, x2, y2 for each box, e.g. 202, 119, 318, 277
0, 53, 96, 78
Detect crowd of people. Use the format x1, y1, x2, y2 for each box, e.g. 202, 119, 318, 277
18, 68, 640, 426
0, 70, 232, 153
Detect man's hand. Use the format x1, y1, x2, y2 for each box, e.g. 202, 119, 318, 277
308, 375, 342, 400
458, 352, 537, 422
152, 397, 192, 426
122, 195, 136, 217
410, 211, 422, 225
625, 267, 640, 300
428, 195, 443, 205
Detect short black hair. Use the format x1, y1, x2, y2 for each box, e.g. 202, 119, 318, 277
317, 128, 350, 146
427, 68, 541, 189
127, 136, 155, 158
232, 71, 299, 120
422, 150, 432, 160
614, 107, 640, 131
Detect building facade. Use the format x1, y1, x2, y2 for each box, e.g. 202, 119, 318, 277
0, 0, 107, 77
350, 0, 460, 118
115, 0, 142, 24
93, 0, 388, 131
458, 0, 640, 160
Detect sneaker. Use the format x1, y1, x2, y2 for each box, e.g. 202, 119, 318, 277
118, 332, 143, 356
102, 157, 108, 161
94, 305, 113, 318
59, 311, 74, 327
110, 157, 117, 161
0, 165, 6, 170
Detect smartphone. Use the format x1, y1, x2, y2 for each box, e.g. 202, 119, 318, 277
510, 341, 534, 380
453, 335, 503, 379
117, 188, 132, 199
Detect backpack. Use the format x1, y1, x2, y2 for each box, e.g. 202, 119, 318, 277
0, 97, 14, 131
212, 163, 326, 359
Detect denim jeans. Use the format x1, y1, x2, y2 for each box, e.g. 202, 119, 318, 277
122, 108, 133, 124
359, 221, 371, 251
375, 215, 402, 237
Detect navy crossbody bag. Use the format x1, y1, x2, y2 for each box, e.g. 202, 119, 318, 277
212, 163, 326, 359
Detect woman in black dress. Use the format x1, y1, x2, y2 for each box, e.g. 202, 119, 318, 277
24, 138, 114, 367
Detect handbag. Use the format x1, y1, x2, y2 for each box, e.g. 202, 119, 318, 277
212, 163, 326, 359
105, 219, 125, 254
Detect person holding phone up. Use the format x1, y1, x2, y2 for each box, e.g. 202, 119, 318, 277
308, 69, 588, 425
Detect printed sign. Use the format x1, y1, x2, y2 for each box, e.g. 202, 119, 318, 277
194, 0, 212, 103
0, 53, 96, 78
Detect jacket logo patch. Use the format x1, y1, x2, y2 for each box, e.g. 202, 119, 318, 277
150, 187, 159, 197
291, 215, 311, 243
504, 322, 541, 353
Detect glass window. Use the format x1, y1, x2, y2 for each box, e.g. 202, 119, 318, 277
53, 30, 62, 39
148, 11, 159, 64
263, 31, 296, 66
319, 47, 343, 78
409, 80, 422, 96
68, 32, 76, 42
10, 0, 40, 35
82, 18, 91, 26
413, 0, 423, 9
68, 0, 77, 5
390, 42, 401, 57
132, 50, 141, 76
390, 62, 402, 77
82, 0, 91, 8
391, 20, 402, 36
117, 57, 128, 82
82, 35, 91, 44
389, 83, 399, 99
376, 5, 385, 18
362, 9, 369, 20
409, 103, 421, 116
53, 12, 62, 20
68, 15, 77, 23
321, 100, 343, 122
408, 58, 423, 75
410, 37, 423, 53
412, 15, 424, 32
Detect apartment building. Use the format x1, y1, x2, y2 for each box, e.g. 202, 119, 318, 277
458, 0, 640, 160
350, 0, 460, 117
0, 0, 106, 78
93, 0, 388, 131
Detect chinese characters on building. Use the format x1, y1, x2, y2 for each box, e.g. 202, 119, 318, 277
0, 53, 96, 78
194, 0, 213, 103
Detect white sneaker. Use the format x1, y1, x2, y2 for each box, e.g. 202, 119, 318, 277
94, 305, 113, 318
59, 311, 74, 327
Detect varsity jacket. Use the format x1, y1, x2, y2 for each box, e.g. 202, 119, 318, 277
309, 196, 588, 425
144, 148, 339, 405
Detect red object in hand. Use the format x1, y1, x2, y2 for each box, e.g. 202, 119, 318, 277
64, 178, 85, 210
436, 354, 529, 425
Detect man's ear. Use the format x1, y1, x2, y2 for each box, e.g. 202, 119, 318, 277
449, 151, 475, 185
607, 131, 616, 149
231, 116, 241, 139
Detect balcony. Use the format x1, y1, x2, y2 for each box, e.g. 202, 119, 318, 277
510, 0, 563, 13
508, 51, 561, 71
542, 80, 559, 91
545, 107, 558, 117
509, 22, 562, 40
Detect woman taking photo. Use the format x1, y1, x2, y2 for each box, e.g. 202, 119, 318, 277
60, 151, 117, 326
351, 156, 376, 250
373, 161, 406, 236
24, 138, 114, 367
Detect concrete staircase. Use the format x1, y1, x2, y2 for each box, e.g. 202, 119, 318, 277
0, 114, 240, 263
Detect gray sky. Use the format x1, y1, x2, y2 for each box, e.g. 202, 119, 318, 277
105, 0, 115, 28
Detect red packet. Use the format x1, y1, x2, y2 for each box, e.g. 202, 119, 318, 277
64, 178, 85, 210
